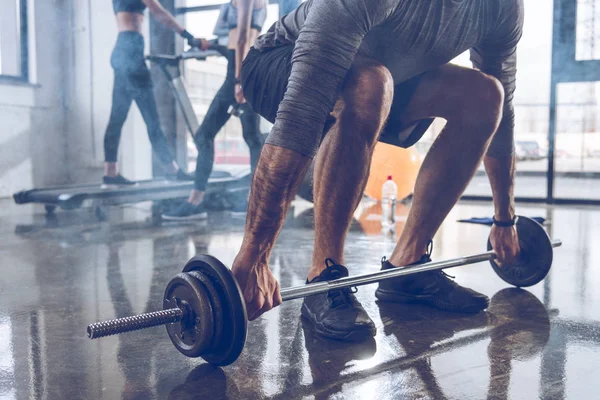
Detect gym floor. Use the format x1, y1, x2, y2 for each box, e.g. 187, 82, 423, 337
1, 199, 598, 399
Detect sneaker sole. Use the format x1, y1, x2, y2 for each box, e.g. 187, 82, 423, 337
300, 303, 377, 342
374, 288, 488, 314
161, 212, 208, 221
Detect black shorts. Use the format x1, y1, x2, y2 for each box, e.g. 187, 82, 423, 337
241, 44, 434, 149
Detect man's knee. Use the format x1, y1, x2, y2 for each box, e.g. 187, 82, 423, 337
461, 71, 504, 134
342, 60, 394, 129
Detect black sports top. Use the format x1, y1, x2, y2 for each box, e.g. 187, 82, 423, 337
113, 0, 146, 14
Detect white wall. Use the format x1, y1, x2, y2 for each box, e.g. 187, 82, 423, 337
0, 0, 68, 198
0, 0, 155, 199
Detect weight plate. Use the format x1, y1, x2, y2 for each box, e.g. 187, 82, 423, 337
187, 271, 224, 349
183, 255, 248, 366
164, 272, 215, 357
487, 216, 553, 287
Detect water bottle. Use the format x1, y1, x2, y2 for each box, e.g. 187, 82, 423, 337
381, 175, 397, 231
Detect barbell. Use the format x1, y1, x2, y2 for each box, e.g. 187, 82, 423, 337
87, 216, 561, 366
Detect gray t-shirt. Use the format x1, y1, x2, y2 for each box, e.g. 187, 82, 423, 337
254, 0, 524, 158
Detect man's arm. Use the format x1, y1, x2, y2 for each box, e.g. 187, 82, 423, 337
470, 0, 524, 220
232, 0, 393, 319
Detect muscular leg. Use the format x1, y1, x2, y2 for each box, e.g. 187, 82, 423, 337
387, 64, 504, 266
307, 57, 394, 280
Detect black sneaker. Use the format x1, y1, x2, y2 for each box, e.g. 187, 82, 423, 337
102, 174, 137, 186
301, 259, 376, 341
166, 169, 195, 181
161, 201, 208, 220
375, 241, 489, 313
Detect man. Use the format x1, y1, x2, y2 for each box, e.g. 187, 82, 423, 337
232, 0, 524, 341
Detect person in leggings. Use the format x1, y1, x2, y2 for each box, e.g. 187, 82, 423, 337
162, 0, 267, 220
104, 0, 209, 185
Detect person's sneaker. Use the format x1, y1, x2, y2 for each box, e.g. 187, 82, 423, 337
161, 201, 208, 220
102, 174, 137, 186
375, 241, 489, 313
301, 259, 376, 341
166, 169, 195, 181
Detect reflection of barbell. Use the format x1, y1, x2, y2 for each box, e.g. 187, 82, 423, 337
87, 216, 561, 366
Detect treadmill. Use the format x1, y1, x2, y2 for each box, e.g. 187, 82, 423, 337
13, 40, 251, 220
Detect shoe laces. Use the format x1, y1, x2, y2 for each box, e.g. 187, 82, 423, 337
432, 270, 457, 289
324, 259, 359, 308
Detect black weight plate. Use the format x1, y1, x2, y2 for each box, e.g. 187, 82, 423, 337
183, 255, 248, 366
487, 216, 553, 287
164, 273, 215, 357
187, 271, 224, 349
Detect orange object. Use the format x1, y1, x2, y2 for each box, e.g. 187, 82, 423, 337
364, 142, 423, 201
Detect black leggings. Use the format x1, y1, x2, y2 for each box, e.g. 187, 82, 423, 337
193, 49, 263, 191
104, 31, 174, 165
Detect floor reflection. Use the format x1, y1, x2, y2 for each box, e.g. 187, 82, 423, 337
1, 200, 600, 399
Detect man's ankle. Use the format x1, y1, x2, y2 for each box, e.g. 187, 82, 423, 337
385, 256, 422, 268
307, 265, 329, 282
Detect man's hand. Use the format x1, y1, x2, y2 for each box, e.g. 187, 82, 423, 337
234, 83, 246, 104
489, 224, 521, 267
232, 263, 282, 321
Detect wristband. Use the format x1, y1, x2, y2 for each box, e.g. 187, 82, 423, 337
492, 215, 518, 227
234, 78, 241, 85
180, 30, 194, 42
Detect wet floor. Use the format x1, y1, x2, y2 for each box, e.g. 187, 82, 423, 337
1, 199, 599, 399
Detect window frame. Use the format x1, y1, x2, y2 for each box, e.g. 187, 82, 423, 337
0, 0, 29, 83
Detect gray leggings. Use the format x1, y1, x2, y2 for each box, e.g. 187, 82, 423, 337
104, 31, 174, 165
193, 49, 263, 191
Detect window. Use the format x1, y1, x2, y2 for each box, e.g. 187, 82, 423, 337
576, 0, 600, 60
0, 0, 28, 81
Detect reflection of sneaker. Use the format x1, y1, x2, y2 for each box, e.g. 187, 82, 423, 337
375, 241, 489, 313
102, 174, 137, 186
301, 259, 376, 342
166, 169, 195, 181
161, 201, 207, 220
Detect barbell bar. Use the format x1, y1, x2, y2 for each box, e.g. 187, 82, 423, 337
87, 216, 562, 366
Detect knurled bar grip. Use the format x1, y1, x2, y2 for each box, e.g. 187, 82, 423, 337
87, 308, 183, 339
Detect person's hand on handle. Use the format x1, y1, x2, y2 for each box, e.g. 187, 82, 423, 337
181, 30, 210, 50
193, 38, 211, 51
234, 82, 246, 104
232, 262, 282, 321
489, 224, 521, 266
